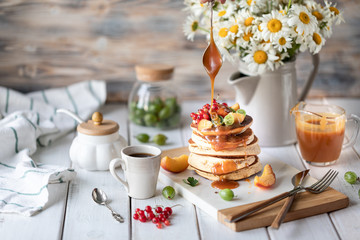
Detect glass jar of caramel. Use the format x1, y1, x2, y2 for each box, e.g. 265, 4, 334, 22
128, 64, 181, 129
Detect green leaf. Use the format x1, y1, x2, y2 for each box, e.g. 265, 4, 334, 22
183, 177, 199, 187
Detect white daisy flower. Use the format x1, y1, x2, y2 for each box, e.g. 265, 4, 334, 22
243, 43, 279, 74
273, 33, 293, 52
236, 10, 257, 32
183, 15, 202, 41
183, 0, 207, 18
324, 0, 345, 25
295, 35, 308, 52
307, 31, 326, 54
260, 10, 290, 42
239, 0, 266, 15
288, 4, 317, 36
213, 3, 234, 22
273, 51, 290, 69
236, 29, 255, 48
320, 24, 333, 39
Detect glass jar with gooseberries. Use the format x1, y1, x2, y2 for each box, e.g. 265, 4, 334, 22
128, 64, 181, 129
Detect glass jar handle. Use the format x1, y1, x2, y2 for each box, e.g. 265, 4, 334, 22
343, 114, 360, 149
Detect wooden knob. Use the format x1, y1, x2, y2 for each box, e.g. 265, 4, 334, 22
92, 112, 103, 125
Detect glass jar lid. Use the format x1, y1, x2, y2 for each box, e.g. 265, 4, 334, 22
135, 64, 174, 82
77, 112, 119, 136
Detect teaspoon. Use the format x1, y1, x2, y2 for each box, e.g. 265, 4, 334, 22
92, 188, 124, 223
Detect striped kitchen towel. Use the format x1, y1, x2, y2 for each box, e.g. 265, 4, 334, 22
0, 80, 106, 216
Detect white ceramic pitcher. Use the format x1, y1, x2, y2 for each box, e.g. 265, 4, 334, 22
228, 54, 319, 147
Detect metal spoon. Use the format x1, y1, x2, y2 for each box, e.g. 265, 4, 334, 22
271, 169, 310, 228
92, 188, 124, 223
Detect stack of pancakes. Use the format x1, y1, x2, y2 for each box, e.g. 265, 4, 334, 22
188, 115, 262, 181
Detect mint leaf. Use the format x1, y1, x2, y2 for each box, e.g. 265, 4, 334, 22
183, 177, 199, 187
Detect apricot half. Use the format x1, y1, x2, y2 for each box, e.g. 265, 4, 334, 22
161, 154, 189, 173
254, 164, 276, 188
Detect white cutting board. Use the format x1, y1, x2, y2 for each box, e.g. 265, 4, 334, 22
158, 147, 316, 220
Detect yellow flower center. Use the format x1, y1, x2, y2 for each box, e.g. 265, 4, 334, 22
218, 10, 226, 17
253, 50, 268, 64
258, 25, 262, 32
229, 25, 239, 34
313, 32, 322, 45
329, 7, 339, 15
312, 11, 323, 21
243, 32, 253, 41
279, 10, 285, 16
267, 19, 282, 33
299, 12, 310, 24
278, 37, 286, 45
260, 39, 270, 44
244, 17, 254, 26
247, 0, 252, 6
191, 21, 198, 32
219, 28, 228, 38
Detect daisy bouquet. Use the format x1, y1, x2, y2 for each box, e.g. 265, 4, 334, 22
183, 0, 344, 74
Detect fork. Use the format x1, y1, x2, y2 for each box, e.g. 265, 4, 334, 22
225, 169, 339, 223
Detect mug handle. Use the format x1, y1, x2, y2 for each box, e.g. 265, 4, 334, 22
109, 158, 129, 193
343, 114, 360, 149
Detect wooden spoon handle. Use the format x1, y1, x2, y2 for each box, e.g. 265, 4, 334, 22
227, 191, 292, 223
271, 194, 295, 229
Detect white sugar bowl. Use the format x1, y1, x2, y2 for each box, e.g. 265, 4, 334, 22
58, 109, 127, 171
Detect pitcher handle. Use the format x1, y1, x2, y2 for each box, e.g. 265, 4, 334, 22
298, 54, 320, 101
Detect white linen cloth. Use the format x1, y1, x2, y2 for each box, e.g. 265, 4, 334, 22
0, 80, 106, 216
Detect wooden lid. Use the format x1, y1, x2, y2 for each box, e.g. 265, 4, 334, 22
77, 112, 119, 136
135, 63, 174, 82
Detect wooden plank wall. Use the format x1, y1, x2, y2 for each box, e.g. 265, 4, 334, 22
0, 0, 359, 101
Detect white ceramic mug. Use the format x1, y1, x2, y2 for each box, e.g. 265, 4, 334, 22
109, 145, 161, 199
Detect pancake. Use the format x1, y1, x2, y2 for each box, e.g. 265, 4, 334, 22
191, 128, 254, 151
191, 157, 262, 181
188, 153, 256, 174
189, 136, 260, 157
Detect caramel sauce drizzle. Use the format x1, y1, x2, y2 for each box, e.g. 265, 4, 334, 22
202, 1, 223, 112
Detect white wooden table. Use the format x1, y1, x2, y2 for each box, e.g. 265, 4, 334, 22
1, 98, 359, 240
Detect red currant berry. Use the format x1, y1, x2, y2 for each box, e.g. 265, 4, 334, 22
155, 207, 163, 213
147, 211, 155, 220
138, 210, 145, 216
164, 207, 172, 215
196, 118, 200, 124
159, 213, 165, 218
222, 102, 228, 106
145, 205, 152, 213
152, 217, 160, 224
164, 219, 171, 226
156, 222, 163, 229
135, 208, 141, 213
199, 109, 204, 115
213, 99, 217, 103
163, 211, 169, 218
203, 113, 210, 120
139, 215, 147, 222
160, 216, 166, 222
133, 213, 139, 220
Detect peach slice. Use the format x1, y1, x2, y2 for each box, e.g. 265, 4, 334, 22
161, 154, 189, 173
231, 103, 240, 111
198, 119, 213, 131
254, 164, 276, 188
232, 113, 245, 124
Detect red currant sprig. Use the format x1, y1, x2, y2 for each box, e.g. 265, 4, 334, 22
132, 205, 177, 229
